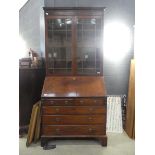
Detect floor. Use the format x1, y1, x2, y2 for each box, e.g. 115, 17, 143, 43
19, 131, 135, 155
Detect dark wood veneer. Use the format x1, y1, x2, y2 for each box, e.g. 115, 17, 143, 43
42, 125, 106, 136
42, 115, 105, 125
42, 98, 106, 106
42, 106, 106, 115
41, 7, 107, 147
41, 76, 106, 97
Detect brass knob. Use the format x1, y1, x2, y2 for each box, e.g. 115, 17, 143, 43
88, 128, 93, 132
94, 100, 97, 103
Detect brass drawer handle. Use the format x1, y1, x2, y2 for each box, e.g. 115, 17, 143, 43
89, 108, 93, 111
55, 108, 60, 112
94, 100, 97, 103
65, 100, 69, 104
88, 117, 93, 121
80, 100, 84, 104
50, 101, 54, 104
55, 118, 61, 122
56, 128, 60, 131
55, 128, 60, 134
88, 128, 94, 132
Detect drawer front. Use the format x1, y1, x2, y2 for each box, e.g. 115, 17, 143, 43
42, 106, 106, 115
74, 98, 106, 106
42, 98, 106, 106
42, 125, 106, 135
42, 99, 74, 106
42, 115, 105, 125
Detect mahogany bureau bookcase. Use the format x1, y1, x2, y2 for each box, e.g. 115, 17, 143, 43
41, 7, 107, 147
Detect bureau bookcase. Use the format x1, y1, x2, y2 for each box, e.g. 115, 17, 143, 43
41, 7, 107, 146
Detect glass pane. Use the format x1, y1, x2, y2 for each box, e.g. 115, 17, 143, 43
47, 18, 72, 46
47, 18, 72, 74
77, 47, 95, 60
77, 18, 102, 75
77, 69, 96, 75
96, 18, 102, 30
47, 47, 72, 73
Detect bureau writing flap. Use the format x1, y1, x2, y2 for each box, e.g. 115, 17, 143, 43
42, 76, 107, 97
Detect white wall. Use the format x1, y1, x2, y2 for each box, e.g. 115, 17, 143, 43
19, 0, 43, 57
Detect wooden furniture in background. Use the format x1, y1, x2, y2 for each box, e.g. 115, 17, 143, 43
41, 7, 107, 147
19, 68, 45, 135
125, 59, 135, 139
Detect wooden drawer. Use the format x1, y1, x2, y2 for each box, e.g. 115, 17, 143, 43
42, 98, 106, 106
42, 106, 106, 115
42, 125, 106, 136
42, 115, 105, 125
74, 98, 106, 106
42, 99, 73, 106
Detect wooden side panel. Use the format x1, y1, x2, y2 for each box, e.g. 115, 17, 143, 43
125, 59, 135, 139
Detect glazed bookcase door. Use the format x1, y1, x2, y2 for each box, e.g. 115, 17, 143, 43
76, 17, 103, 75
46, 17, 73, 75
45, 11, 104, 76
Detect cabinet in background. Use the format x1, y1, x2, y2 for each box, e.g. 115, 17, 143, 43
19, 68, 45, 134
